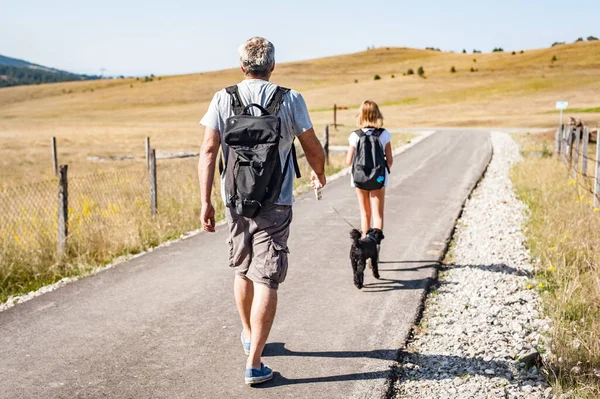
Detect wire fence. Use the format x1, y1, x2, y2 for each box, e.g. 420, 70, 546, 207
0, 152, 212, 300
555, 124, 600, 208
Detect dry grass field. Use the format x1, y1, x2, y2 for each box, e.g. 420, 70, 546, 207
1, 41, 599, 184
513, 131, 600, 397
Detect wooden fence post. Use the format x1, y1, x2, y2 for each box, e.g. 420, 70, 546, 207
555, 125, 562, 155
567, 126, 574, 163
323, 125, 329, 165
561, 125, 568, 159
145, 137, 151, 170
581, 126, 589, 178
57, 165, 68, 256
333, 104, 337, 130
595, 136, 600, 209
51, 136, 58, 176
573, 127, 581, 178
149, 149, 157, 217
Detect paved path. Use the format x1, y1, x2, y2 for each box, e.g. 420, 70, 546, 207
0, 130, 491, 399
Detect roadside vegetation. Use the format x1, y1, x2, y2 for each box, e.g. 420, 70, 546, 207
512, 131, 600, 398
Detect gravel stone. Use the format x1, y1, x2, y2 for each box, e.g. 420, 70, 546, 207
395, 132, 553, 398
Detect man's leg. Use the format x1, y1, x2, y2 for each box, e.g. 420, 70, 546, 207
234, 275, 254, 341
247, 283, 277, 369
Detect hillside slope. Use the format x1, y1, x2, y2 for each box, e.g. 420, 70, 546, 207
0, 54, 99, 88
0, 41, 599, 182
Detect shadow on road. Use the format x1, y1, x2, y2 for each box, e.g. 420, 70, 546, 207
362, 277, 436, 293
254, 369, 392, 388
256, 344, 540, 389
377, 262, 529, 277
255, 343, 396, 388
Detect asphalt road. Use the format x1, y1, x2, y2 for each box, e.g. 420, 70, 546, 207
0, 129, 492, 399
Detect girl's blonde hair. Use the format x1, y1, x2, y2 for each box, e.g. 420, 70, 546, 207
356, 100, 384, 128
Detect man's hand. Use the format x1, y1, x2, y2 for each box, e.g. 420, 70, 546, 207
310, 170, 326, 189
201, 202, 216, 232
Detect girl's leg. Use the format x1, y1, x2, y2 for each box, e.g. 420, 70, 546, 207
355, 188, 371, 234
369, 188, 386, 230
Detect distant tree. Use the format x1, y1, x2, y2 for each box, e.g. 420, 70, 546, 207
470, 67, 476, 72
520, 50, 524, 54
551, 55, 558, 62
511, 51, 516, 55
575, 37, 584, 42
492, 47, 504, 52
450, 66, 456, 73
588, 36, 599, 41
473, 49, 481, 53
407, 68, 414, 75
417, 66, 425, 77
551, 42, 565, 47
473, 58, 477, 63
391, 74, 395, 78
374, 74, 381, 80
354, 79, 358, 83
462, 49, 467, 53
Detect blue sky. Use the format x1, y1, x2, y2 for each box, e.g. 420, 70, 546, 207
2, 0, 599, 76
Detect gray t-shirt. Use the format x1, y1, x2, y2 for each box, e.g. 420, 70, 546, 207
200, 79, 313, 205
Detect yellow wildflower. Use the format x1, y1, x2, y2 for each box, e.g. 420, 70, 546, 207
547, 265, 556, 272
538, 282, 544, 288
568, 180, 575, 186
594, 208, 599, 213
526, 284, 532, 290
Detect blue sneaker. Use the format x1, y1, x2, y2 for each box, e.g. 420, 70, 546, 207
241, 331, 250, 355
245, 363, 273, 385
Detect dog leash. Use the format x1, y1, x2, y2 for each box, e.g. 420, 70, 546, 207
329, 203, 359, 230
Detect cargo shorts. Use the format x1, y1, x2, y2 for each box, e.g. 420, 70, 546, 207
225, 204, 293, 290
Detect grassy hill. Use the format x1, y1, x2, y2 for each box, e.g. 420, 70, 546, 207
1, 41, 599, 183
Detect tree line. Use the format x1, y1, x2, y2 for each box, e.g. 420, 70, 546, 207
0, 65, 100, 88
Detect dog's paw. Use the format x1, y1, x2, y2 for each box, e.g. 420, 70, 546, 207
373, 272, 380, 280
354, 283, 363, 289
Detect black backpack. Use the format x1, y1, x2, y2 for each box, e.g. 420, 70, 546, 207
219, 85, 300, 218
351, 128, 390, 190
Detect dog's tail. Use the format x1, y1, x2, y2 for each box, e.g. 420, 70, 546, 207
350, 229, 362, 242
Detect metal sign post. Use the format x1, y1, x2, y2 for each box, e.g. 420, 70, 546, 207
556, 101, 568, 126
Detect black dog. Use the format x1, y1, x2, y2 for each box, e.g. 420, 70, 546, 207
349, 228, 385, 289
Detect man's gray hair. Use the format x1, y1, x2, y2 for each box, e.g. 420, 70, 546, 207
238, 37, 275, 78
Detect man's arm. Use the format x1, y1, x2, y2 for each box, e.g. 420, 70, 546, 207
198, 127, 221, 232
297, 128, 326, 188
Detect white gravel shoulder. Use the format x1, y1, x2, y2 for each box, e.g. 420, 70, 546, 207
395, 132, 553, 399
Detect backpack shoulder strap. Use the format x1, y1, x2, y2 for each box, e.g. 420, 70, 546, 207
266, 86, 290, 115
225, 85, 244, 115
371, 128, 384, 137
281, 138, 301, 180
353, 129, 366, 137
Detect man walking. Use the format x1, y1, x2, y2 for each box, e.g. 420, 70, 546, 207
198, 37, 326, 385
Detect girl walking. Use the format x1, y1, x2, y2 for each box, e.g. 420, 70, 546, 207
346, 100, 393, 236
